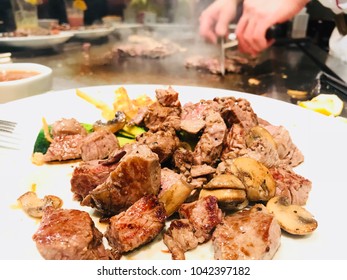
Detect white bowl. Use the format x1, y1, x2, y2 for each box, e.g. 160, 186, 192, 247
0, 63, 52, 103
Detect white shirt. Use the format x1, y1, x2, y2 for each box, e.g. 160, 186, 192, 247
318, 0, 347, 62
318, 0, 347, 14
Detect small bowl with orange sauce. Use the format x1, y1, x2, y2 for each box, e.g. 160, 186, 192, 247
0, 63, 52, 103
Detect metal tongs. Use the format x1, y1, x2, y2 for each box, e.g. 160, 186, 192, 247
220, 33, 238, 76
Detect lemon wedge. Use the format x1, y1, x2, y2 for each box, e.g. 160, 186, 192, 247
73, 0, 87, 11
25, 0, 40, 5
298, 94, 344, 116
336, 116, 347, 123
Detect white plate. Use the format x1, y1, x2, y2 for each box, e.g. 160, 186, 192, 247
0, 32, 74, 49
72, 26, 115, 39
1, 84, 346, 260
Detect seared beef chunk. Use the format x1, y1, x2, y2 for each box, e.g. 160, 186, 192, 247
172, 146, 194, 175
80, 129, 120, 161
163, 219, 197, 260
214, 97, 259, 129
105, 194, 166, 253
212, 204, 281, 260
159, 167, 182, 197
163, 196, 222, 260
143, 102, 181, 132
155, 86, 181, 107
32, 207, 118, 260
136, 129, 180, 163
178, 195, 223, 241
269, 166, 312, 206
193, 111, 227, 166
51, 118, 87, 137
263, 124, 304, 167
82, 144, 161, 217
43, 118, 88, 162
70, 157, 121, 201
190, 164, 216, 178
180, 100, 227, 166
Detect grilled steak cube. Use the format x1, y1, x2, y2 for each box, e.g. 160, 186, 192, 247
212, 204, 281, 260
105, 194, 166, 253
179, 195, 223, 240
82, 144, 161, 216
270, 166, 312, 206
70, 158, 120, 201
136, 129, 180, 163
43, 118, 88, 162
163, 196, 222, 260
32, 207, 118, 260
163, 219, 198, 260
80, 129, 120, 161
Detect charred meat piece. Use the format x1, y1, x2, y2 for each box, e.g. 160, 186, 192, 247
163, 196, 222, 260
136, 129, 180, 163
159, 167, 182, 196
80, 129, 120, 162
50, 118, 87, 137
213, 97, 259, 129
263, 124, 304, 167
193, 111, 227, 166
70, 155, 123, 201
143, 102, 181, 132
163, 219, 198, 260
178, 195, 223, 241
43, 134, 86, 162
269, 166, 312, 206
212, 204, 281, 260
155, 86, 181, 107
179, 100, 227, 166
32, 207, 118, 260
172, 146, 194, 175
104, 194, 166, 253
43, 118, 88, 162
82, 144, 161, 217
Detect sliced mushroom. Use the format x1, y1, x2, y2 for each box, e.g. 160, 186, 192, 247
266, 196, 318, 235
199, 188, 248, 211
245, 126, 277, 150
232, 157, 276, 201
17, 191, 63, 218
158, 177, 194, 217
204, 174, 245, 190
93, 111, 126, 134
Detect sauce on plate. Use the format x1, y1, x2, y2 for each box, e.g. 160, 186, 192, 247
0, 70, 40, 82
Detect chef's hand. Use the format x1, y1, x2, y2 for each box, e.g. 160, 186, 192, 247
199, 0, 241, 44
236, 0, 310, 56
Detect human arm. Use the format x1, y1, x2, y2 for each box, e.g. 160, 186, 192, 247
235, 0, 310, 56
199, 0, 242, 44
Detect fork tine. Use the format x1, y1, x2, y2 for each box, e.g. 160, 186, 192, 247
0, 120, 20, 150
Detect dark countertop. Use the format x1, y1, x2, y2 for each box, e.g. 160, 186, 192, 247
3, 25, 347, 117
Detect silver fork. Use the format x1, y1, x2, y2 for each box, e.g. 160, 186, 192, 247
0, 120, 20, 150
